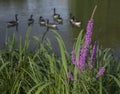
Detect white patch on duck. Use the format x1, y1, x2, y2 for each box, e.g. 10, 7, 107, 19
70, 15, 81, 27
7, 14, 18, 27
39, 16, 46, 26
53, 8, 60, 19
46, 19, 57, 29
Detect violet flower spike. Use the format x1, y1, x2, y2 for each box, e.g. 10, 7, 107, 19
78, 19, 94, 71
71, 50, 76, 65
77, 46, 82, 66
89, 41, 97, 70
96, 67, 106, 78
68, 72, 73, 80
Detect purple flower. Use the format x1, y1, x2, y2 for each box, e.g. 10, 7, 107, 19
68, 72, 73, 80
96, 67, 106, 78
89, 41, 97, 69
77, 46, 82, 66
71, 50, 76, 65
78, 19, 94, 71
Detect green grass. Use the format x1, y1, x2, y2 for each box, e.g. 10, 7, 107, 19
0, 26, 120, 94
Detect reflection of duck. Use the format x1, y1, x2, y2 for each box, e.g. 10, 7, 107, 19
28, 15, 34, 25
53, 8, 60, 19
39, 16, 46, 26
69, 13, 81, 27
7, 14, 18, 27
46, 19, 57, 29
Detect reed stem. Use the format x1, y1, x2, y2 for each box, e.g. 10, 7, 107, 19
91, 5, 97, 19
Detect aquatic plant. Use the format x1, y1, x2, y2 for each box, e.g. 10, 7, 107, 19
0, 23, 120, 94
89, 41, 97, 70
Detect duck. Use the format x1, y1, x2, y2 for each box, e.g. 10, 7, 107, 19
70, 16, 81, 26
56, 15, 63, 24
46, 19, 57, 29
69, 14, 81, 27
39, 16, 46, 26
28, 15, 34, 25
53, 8, 60, 19
7, 14, 18, 27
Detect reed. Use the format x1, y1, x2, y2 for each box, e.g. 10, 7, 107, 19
0, 26, 120, 94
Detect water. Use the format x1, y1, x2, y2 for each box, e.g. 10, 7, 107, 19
0, 0, 120, 56
69, 0, 120, 56
0, 0, 73, 53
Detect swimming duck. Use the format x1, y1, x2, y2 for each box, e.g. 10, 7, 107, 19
70, 16, 81, 27
7, 14, 18, 27
69, 14, 81, 27
53, 8, 60, 19
28, 15, 34, 25
39, 16, 46, 26
46, 19, 57, 29
56, 15, 63, 24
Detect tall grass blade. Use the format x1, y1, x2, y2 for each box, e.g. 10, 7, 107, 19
0, 62, 9, 72
81, 81, 89, 94
15, 81, 22, 94
56, 37, 67, 75
27, 82, 44, 94
109, 75, 120, 87
35, 82, 52, 94
52, 30, 68, 76
74, 29, 84, 59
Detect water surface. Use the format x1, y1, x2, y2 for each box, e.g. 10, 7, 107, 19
0, 0, 120, 56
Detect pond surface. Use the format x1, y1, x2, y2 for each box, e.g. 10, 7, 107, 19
0, 0, 120, 57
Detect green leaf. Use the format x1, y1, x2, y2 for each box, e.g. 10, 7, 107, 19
109, 75, 120, 87
0, 62, 9, 72
51, 30, 68, 76
35, 82, 51, 94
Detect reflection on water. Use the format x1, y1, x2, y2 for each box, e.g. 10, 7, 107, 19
0, 0, 120, 56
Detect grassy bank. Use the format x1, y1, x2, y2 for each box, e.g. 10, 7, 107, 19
0, 20, 120, 94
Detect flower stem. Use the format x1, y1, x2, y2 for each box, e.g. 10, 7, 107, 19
99, 77, 102, 94
91, 5, 97, 19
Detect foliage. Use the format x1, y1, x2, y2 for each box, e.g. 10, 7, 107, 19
0, 26, 120, 94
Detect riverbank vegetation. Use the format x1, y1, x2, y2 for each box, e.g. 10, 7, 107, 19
0, 23, 120, 94
0, 5, 120, 93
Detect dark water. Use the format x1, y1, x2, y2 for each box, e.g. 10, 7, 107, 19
72, 0, 120, 57
0, 0, 120, 56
